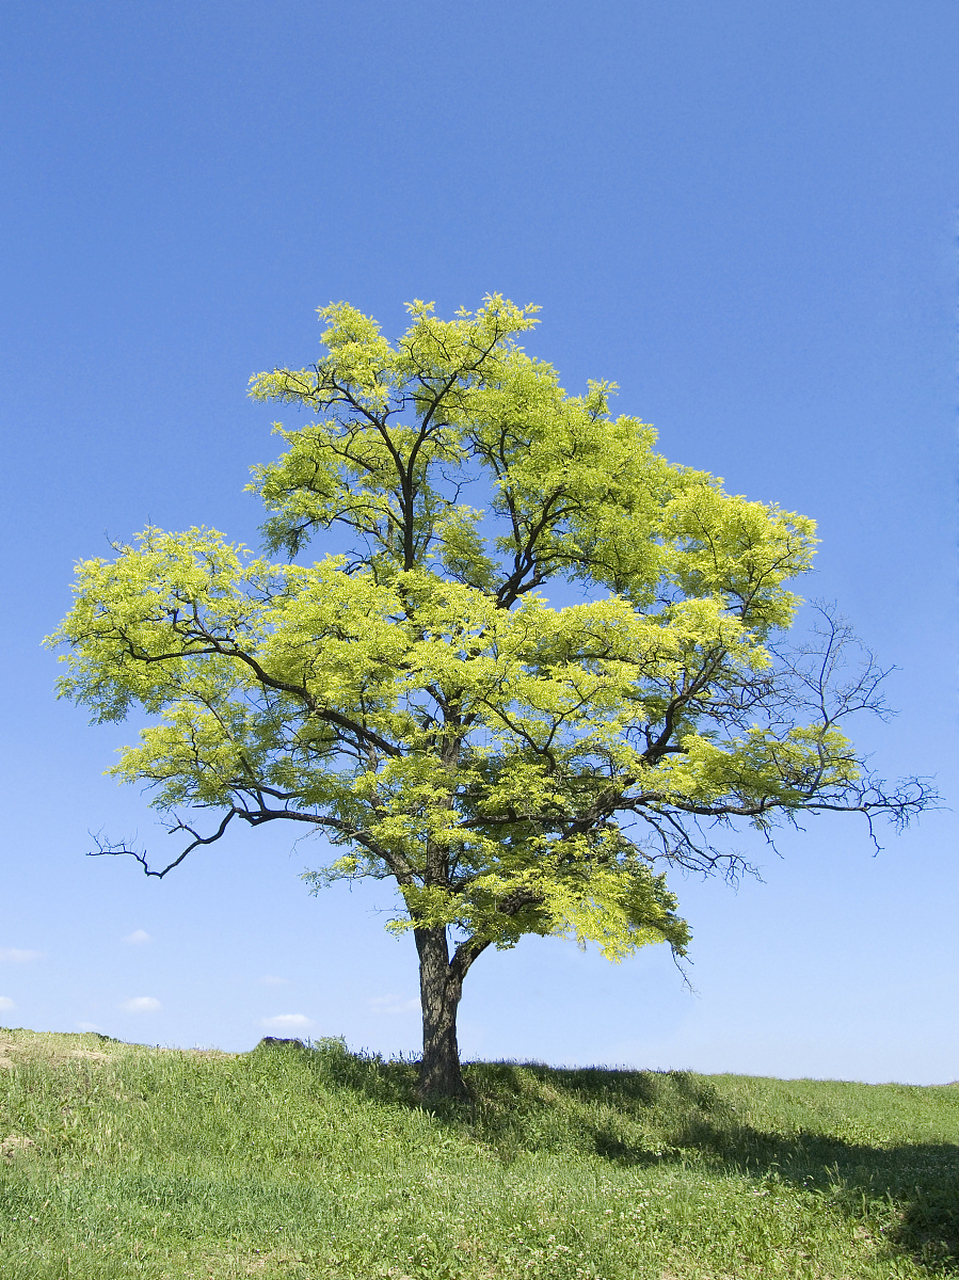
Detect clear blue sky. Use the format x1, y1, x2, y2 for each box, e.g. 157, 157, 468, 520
1, 0, 956, 1083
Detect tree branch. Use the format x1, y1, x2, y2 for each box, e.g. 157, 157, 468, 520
89, 803, 415, 880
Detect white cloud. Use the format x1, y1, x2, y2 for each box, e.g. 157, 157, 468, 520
121, 996, 161, 1014
0, 996, 15, 1011
0, 948, 43, 964
76, 1021, 102, 1032
261, 1013, 312, 1031
369, 995, 420, 1015
259, 975, 287, 986
123, 930, 152, 945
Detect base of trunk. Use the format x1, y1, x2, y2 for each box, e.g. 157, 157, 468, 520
416, 1053, 470, 1103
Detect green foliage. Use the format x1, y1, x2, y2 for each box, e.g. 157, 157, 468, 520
2, 1028, 958, 1278
49, 295, 926, 978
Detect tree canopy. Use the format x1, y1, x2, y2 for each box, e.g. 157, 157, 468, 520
49, 295, 933, 1098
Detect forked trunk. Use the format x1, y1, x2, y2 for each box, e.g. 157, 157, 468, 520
414, 925, 468, 1102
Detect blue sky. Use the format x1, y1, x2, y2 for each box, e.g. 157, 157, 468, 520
1, 0, 956, 1083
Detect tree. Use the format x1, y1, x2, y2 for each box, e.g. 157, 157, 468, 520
49, 295, 933, 1100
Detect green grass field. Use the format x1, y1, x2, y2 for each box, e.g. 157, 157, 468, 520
1, 1027, 957, 1279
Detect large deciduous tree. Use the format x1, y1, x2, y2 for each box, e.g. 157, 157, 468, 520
49, 296, 932, 1099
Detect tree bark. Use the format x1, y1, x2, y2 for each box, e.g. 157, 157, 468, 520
414, 925, 469, 1102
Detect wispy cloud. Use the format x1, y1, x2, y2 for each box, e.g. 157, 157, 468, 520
369, 995, 419, 1015
258, 975, 287, 986
261, 1013, 312, 1031
123, 930, 152, 945
121, 996, 161, 1013
76, 1021, 102, 1032
0, 996, 15, 1011
0, 948, 43, 964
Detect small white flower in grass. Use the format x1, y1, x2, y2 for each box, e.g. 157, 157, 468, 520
123, 930, 151, 945
0, 996, 15, 1011
261, 1013, 312, 1031
122, 996, 161, 1013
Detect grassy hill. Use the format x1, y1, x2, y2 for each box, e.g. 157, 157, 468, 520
1, 1027, 958, 1278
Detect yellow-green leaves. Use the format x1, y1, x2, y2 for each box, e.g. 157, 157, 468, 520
663, 483, 817, 631
46, 516, 824, 959
50, 295, 922, 977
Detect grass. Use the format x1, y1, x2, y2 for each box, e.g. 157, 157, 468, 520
1, 1027, 958, 1278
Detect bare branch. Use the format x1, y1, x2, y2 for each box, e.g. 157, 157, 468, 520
88, 809, 240, 878
89, 803, 415, 880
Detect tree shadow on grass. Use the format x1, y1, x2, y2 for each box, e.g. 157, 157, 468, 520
464, 1061, 959, 1274
264, 1042, 959, 1274
671, 1116, 959, 1272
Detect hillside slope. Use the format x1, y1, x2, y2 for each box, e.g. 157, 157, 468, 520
2, 1027, 958, 1278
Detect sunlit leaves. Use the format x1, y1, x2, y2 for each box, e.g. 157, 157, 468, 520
48, 295, 925, 969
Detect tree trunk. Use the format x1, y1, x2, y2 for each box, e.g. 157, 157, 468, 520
414, 925, 468, 1102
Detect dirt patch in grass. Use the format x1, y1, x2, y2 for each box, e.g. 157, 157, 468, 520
1, 1133, 34, 1159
